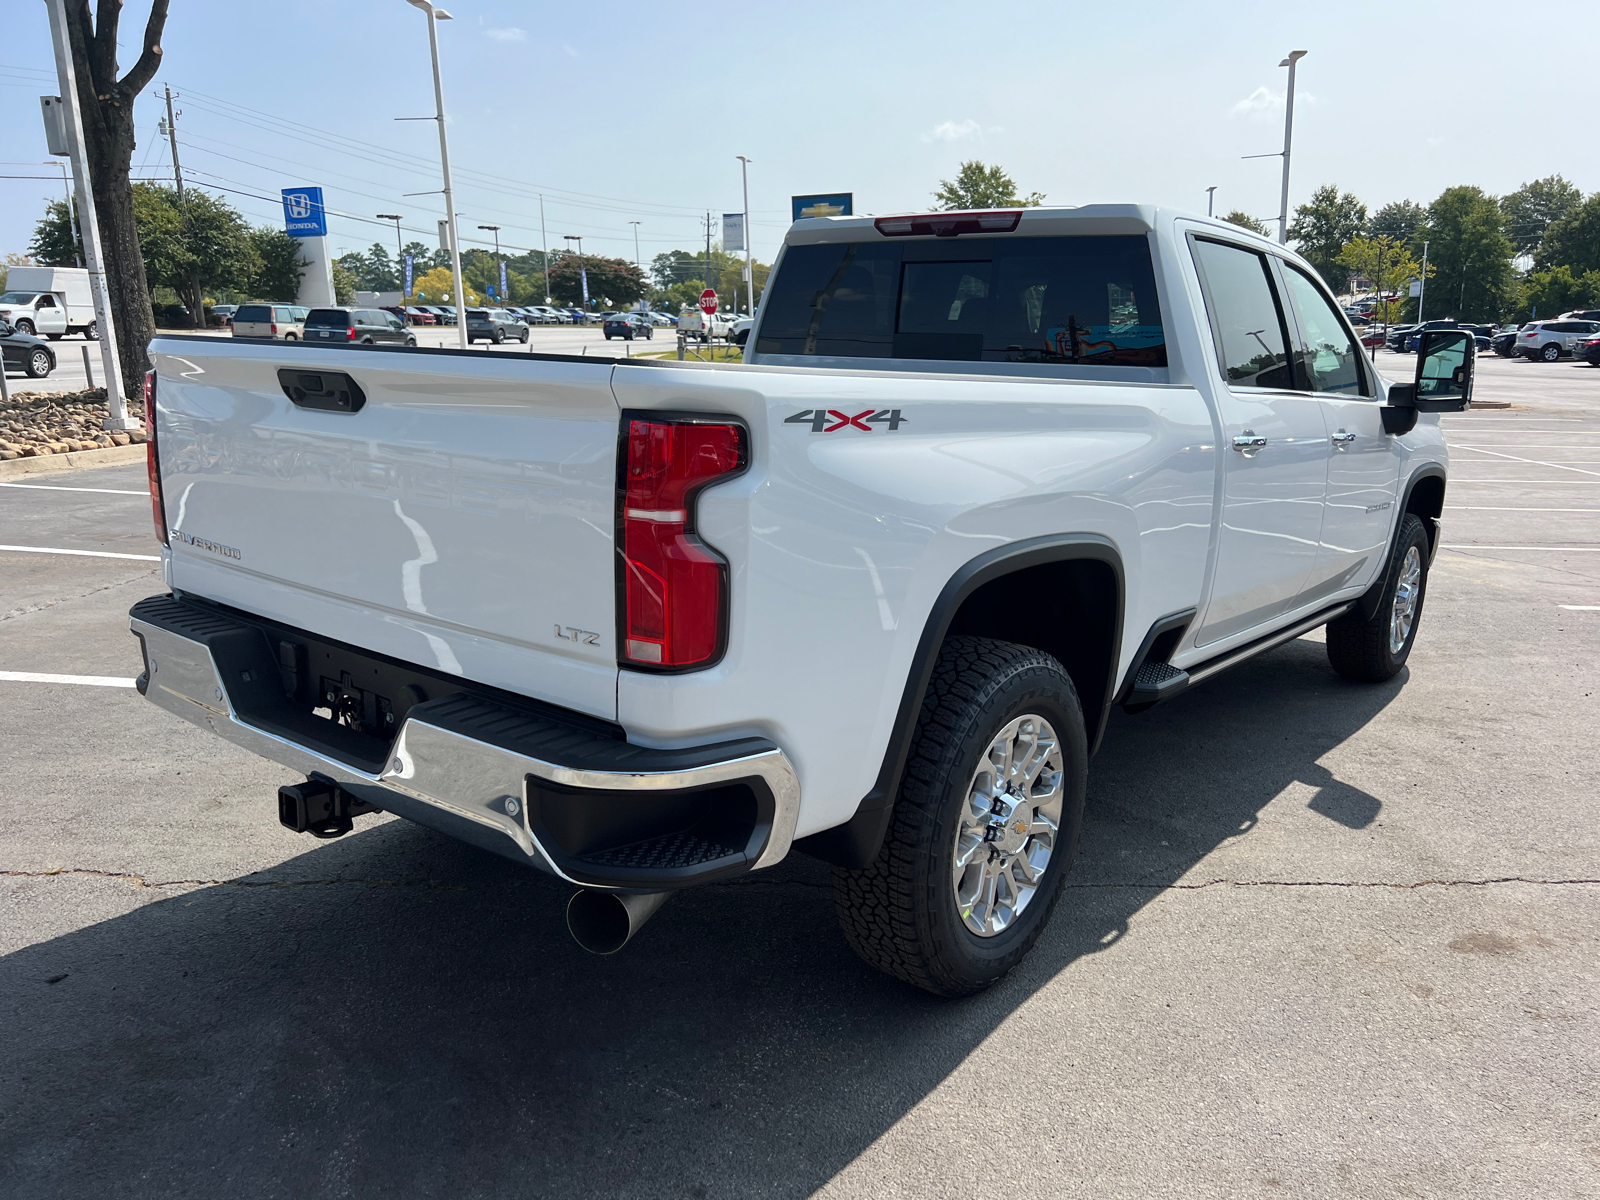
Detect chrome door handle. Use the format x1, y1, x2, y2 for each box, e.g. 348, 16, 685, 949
1331, 430, 1356, 450
1232, 432, 1268, 456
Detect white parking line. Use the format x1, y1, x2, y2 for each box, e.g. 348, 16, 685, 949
1443, 545, 1600, 552
0, 544, 161, 561
1451, 479, 1600, 484
0, 671, 137, 687
1453, 446, 1600, 478
1448, 506, 1600, 512
0, 482, 146, 496
1560, 605, 1600, 611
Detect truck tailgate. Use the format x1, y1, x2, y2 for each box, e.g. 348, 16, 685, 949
149, 339, 621, 720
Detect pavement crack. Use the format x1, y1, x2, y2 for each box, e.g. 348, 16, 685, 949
0, 868, 466, 891
1067, 876, 1600, 891
0, 569, 159, 622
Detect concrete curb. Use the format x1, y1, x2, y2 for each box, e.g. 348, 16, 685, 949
0, 443, 147, 479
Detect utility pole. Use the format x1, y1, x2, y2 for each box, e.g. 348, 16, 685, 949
1417, 240, 1430, 324
1277, 50, 1307, 245
629, 220, 641, 267
1206, 186, 1217, 217
539, 193, 551, 303
161, 84, 204, 327
43, 0, 133, 430
478, 224, 501, 303
737, 156, 754, 314
704, 210, 713, 300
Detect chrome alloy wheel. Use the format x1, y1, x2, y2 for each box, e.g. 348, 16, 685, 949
1389, 545, 1422, 655
952, 714, 1065, 938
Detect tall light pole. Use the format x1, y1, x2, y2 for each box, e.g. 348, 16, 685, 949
736, 155, 754, 313
564, 235, 584, 316
478, 223, 501, 303
629, 220, 641, 267
1277, 49, 1307, 245
405, 0, 467, 346
539, 193, 551, 303
376, 213, 404, 297
1206, 186, 1217, 218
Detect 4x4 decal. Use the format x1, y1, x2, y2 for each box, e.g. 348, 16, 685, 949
785, 408, 908, 433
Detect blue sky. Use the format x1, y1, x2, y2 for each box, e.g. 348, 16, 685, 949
3, 0, 1596, 270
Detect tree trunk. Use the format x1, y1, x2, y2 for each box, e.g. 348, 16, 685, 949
65, 1, 168, 403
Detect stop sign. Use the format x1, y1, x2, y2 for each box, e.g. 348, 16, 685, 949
699, 288, 718, 314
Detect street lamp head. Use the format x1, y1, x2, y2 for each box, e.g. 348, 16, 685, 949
377, 213, 402, 220
1279, 50, 1307, 66
736, 155, 752, 164
407, 1, 453, 16
477, 224, 499, 231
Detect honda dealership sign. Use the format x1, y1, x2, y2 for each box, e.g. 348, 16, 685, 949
281, 187, 328, 238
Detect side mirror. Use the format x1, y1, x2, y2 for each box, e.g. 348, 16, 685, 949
1382, 328, 1473, 433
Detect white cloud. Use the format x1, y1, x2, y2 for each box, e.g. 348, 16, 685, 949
486, 26, 526, 42
1231, 86, 1318, 122
561, 43, 580, 58
921, 119, 984, 144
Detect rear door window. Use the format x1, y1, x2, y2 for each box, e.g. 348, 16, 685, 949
755, 235, 1164, 365
1190, 238, 1295, 389
274, 307, 294, 322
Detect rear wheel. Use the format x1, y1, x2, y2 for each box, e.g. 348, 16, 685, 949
26, 348, 52, 378
85, 320, 98, 340
1326, 513, 1431, 682
492, 328, 505, 344
833, 636, 1087, 996
1542, 342, 1561, 362
285, 333, 297, 341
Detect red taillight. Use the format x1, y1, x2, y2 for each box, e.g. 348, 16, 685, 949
348, 327, 357, 340
144, 369, 167, 546
270, 323, 278, 335
620, 417, 745, 668
874, 210, 1022, 238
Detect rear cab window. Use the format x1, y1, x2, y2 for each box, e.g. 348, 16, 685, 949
755, 234, 1165, 368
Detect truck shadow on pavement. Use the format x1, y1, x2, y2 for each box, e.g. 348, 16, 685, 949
2, 638, 1395, 1199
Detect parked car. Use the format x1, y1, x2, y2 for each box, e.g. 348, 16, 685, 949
677, 309, 735, 342
729, 315, 754, 347
1407, 323, 1490, 353
1517, 319, 1600, 362
1397, 320, 1461, 353
211, 304, 238, 325
642, 310, 677, 327
1574, 334, 1600, 366
526, 306, 564, 324
302, 307, 417, 346
1384, 324, 1419, 352
231, 303, 305, 341
0, 318, 56, 378
1490, 327, 1520, 357
602, 313, 653, 341
136, 202, 1474, 995
466, 308, 529, 344
403, 306, 437, 325
1557, 310, 1600, 323
420, 306, 457, 325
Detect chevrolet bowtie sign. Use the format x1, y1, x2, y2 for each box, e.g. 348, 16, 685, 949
791, 193, 853, 222
282, 186, 328, 238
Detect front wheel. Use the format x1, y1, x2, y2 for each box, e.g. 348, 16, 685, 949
1326, 513, 1431, 682
833, 636, 1087, 996
519, 329, 529, 343
14, 320, 35, 336
26, 348, 52, 378
1542, 342, 1561, 362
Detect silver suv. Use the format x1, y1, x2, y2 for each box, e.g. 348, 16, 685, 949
1517, 319, 1600, 362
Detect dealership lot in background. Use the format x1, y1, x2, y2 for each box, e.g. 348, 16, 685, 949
1, 352, 1596, 1197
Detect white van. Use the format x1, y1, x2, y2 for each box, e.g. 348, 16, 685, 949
0, 265, 97, 339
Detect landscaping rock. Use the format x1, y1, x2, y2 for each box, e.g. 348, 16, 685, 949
0, 387, 145, 459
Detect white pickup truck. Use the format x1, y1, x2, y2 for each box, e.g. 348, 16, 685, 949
0, 265, 97, 339
130, 205, 1474, 995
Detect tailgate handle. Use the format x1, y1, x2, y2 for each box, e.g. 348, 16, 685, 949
277, 368, 366, 413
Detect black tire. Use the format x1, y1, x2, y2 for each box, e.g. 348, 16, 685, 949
492, 329, 505, 344
833, 636, 1088, 997
604, 333, 612, 341
284, 333, 297, 341
625, 330, 634, 341
15, 320, 34, 336
1326, 513, 1431, 683
645, 328, 653, 340
26, 348, 52, 378
519, 328, 529, 343
85, 321, 98, 340
405, 336, 417, 347
1541, 342, 1561, 362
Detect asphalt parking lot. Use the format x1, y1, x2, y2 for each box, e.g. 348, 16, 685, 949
1, 351, 1596, 1198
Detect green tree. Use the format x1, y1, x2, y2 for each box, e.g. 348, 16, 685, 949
1537, 192, 1600, 275
139, 184, 256, 319
1500, 175, 1583, 258
1335, 236, 1429, 324
933, 161, 1044, 210
331, 260, 356, 305
26, 198, 81, 266
247, 228, 304, 301
1416, 186, 1516, 322
1368, 200, 1426, 246
1221, 210, 1270, 236
1287, 184, 1368, 293
548, 253, 646, 308
1517, 265, 1600, 320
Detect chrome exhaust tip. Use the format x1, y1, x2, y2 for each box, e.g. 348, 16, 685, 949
566, 889, 671, 955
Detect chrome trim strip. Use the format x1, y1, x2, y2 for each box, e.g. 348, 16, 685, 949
130, 616, 801, 882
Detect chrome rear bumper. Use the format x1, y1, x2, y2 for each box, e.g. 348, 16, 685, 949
130, 595, 799, 889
